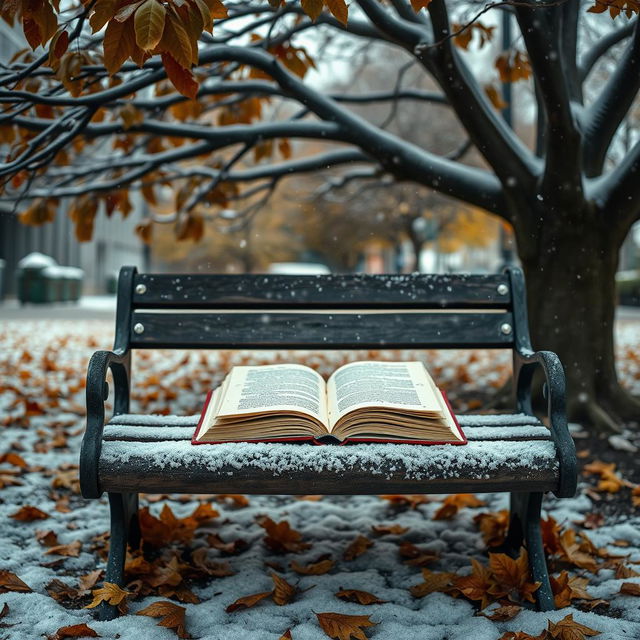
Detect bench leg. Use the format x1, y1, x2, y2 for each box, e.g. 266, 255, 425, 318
95, 492, 140, 621
496, 492, 555, 612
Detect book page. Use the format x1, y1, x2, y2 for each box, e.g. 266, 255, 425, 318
326, 361, 441, 430
216, 364, 328, 426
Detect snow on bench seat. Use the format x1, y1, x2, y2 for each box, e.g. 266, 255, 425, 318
98, 436, 559, 497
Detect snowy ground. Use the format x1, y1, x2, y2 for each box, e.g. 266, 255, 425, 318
0, 320, 639, 640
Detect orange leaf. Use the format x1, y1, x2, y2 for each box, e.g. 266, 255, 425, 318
0, 452, 28, 468
159, 10, 193, 68
410, 0, 432, 10
301, 0, 323, 21
271, 572, 296, 605
371, 524, 409, 536
202, 0, 228, 19
316, 612, 378, 640
90, 0, 120, 32
325, 0, 347, 25
0, 571, 31, 593
410, 568, 456, 598
279, 631, 292, 640
49, 623, 100, 639
226, 591, 271, 613
343, 535, 373, 561
379, 494, 430, 510
10, 505, 49, 521
434, 494, 486, 520
161, 52, 199, 99
335, 589, 387, 605
620, 582, 640, 596
453, 558, 494, 609
546, 613, 600, 639
258, 516, 311, 554
290, 557, 334, 575
474, 510, 510, 546
480, 604, 522, 621
137, 601, 191, 639
134, 0, 166, 50
85, 582, 130, 609
213, 494, 249, 508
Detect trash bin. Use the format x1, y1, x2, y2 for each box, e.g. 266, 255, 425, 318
60, 266, 84, 302
16, 253, 58, 304
106, 272, 119, 295
41, 265, 65, 302
0, 258, 5, 301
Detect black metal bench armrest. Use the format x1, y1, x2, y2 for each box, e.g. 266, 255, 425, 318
80, 349, 131, 499
514, 349, 577, 498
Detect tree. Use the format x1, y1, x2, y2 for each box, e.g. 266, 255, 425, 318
1, 0, 639, 430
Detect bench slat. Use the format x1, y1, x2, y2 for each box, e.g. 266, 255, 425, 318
133, 274, 512, 309
129, 311, 515, 349
102, 425, 551, 442
99, 440, 558, 495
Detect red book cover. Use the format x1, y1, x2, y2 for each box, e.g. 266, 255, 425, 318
191, 389, 467, 446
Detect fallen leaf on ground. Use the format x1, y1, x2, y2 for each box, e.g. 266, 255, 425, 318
620, 582, 640, 596
474, 510, 510, 546
271, 572, 297, 605
582, 460, 632, 493
213, 494, 249, 508
47, 623, 100, 639
410, 568, 456, 598
453, 558, 494, 609
78, 570, 103, 594
488, 550, 540, 603
316, 611, 378, 640
10, 505, 49, 521
0, 570, 31, 593
279, 631, 292, 640
257, 516, 311, 554
206, 533, 248, 555
379, 494, 429, 510
36, 530, 59, 547
434, 494, 487, 520
498, 632, 546, 640
343, 535, 372, 561
85, 582, 130, 609
547, 613, 600, 638
0, 453, 28, 468
398, 541, 438, 567
137, 601, 191, 639
371, 524, 409, 535
290, 557, 334, 575
46, 579, 80, 603
226, 591, 271, 613
335, 589, 387, 605
479, 604, 522, 621
44, 540, 82, 557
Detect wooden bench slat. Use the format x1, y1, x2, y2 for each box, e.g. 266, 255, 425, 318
129, 311, 515, 349
99, 439, 559, 495
133, 274, 513, 309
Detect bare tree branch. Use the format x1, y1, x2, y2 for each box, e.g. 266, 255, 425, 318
579, 17, 637, 82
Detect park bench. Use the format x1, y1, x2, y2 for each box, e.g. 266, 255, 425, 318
80, 266, 577, 620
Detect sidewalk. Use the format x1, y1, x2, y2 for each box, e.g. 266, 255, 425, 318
0, 295, 116, 321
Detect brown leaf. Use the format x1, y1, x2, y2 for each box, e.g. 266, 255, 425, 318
290, 557, 335, 575
479, 604, 522, 621
398, 541, 438, 567
325, 0, 348, 25
78, 570, 104, 595
225, 591, 271, 613
379, 494, 430, 510
271, 572, 296, 606
315, 612, 378, 640
44, 540, 82, 557
0, 571, 32, 593
161, 52, 199, 99
36, 529, 59, 547
343, 535, 372, 561
488, 549, 540, 603
134, 0, 166, 50
103, 18, 136, 75
583, 460, 632, 493
371, 524, 409, 536
10, 505, 49, 521
410, 568, 456, 598
279, 631, 292, 640
498, 632, 547, 640
335, 589, 387, 605
213, 494, 249, 508
48, 623, 100, 639
137, 601, 191, 639
547, 613, 600, 639
0, 452, 28, 468
85, 582, 130, 609
434, 494, 486, 520
258, 517, 311, 554
474, 510, 510, 546
206, 533, 247, 555
46, 579, 80, 603
620, 582, 640, 596
453, 558, 494, 610
615, 564, 640, 579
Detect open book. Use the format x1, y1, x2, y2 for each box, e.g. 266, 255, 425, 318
192, 361, 466, 446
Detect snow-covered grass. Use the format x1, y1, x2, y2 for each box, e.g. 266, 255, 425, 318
0, 320, 639, 640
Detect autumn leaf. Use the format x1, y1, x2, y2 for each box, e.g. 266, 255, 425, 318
371, 524, 409, 536
134, 0, 166, 50
488, 549, 540, 603
335, 589, 387, 605
85, 582, 130, 609
137, 601, 191, 639
499, 632, 547, 640
316, 612, 378, 640
410, 0, 432, 11
620, 581, 640, 596
290, 557, 334, 575
45, 540, 82, 557
379, 494, 430, 510
258, 516, 311, 554
479, 604, 522, 621
0, 570, 32, 593
10, 505, 49, 521
546, 613, 600, 639
225, 590, 271, 613
103, 18, 136, 75
161, 52, 199, 99
410, 568, 456, 598
453, 558, 494, 609
433, 493, 486, 520
398, 541, 438, 567
326, 0, 348, 25
615, 564, 640, 579
484, 85, 508, 110
583, 460, 632, 493
279, 631, 292, 640
206, 533, 248, 555
474, 510, 510, 546
271, 572, 296, 605
0, 452, 27, 468
343, 535, 373, 561
301, 0, 323, 21
213, 494, 249, 508
48, 623, 100, 639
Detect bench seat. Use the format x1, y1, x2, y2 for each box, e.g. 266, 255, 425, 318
100, 413, 559, 495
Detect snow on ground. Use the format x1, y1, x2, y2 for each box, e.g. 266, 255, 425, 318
0, 320, 639, 640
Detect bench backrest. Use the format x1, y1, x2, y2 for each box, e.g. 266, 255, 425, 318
113, 267, 533, 353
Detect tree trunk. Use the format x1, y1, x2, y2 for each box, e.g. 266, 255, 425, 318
517, 209, 640, 432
